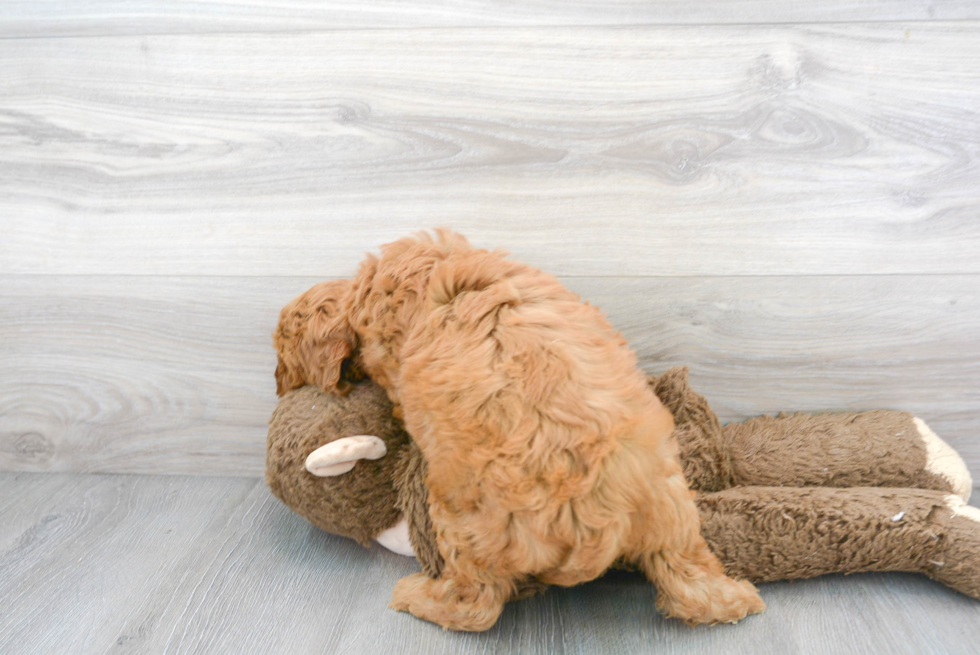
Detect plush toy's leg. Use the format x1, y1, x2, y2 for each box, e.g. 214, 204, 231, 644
697, 486, 980, 600
722, 411, 972, 500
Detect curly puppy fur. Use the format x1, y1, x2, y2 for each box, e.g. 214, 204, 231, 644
274, 230, 764, 631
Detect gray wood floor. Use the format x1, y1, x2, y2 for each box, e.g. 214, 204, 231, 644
2, 471, 980, 655
2, 2, 980, 652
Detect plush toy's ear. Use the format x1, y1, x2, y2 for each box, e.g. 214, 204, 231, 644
274, 280, 359, 397
305, 435, 387, 476
650, 366, 692, 416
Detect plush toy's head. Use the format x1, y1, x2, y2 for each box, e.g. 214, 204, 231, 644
266, 382, 408, 546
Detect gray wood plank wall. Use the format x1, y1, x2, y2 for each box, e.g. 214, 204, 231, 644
1, 5, 978, 481
4, 1, 980, 37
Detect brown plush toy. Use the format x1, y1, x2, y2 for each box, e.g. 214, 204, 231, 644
266, 367, 980, 617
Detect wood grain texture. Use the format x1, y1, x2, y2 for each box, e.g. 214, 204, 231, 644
2, 274, 977, 477
2, 6, 978, 650
2, 471, 979, 655
2, 1, 979, 37
2, 24, 979, 276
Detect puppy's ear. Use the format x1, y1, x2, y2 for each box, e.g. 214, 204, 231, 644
274, 280, 357, 397
275, 346, 306, 397
298, 307, 358, 396
274, 304, 307, 396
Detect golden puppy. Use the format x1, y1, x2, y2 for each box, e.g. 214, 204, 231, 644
274, 230, 764, 631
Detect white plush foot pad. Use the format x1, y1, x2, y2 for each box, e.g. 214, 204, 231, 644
946, 494, 980, 523
915, 417, 973, 502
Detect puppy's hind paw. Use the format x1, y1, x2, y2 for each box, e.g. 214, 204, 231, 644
675, 577, 766, 626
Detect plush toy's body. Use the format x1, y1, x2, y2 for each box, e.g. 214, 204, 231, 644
267, 368, 980, 614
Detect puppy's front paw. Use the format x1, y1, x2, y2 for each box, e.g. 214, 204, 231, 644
389, 573, 505, 631
390, 572, 431, 613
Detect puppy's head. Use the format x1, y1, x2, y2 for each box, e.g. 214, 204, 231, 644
273, 279, 361, 397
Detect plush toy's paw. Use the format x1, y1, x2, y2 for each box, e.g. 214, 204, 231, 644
390, 573, 505, 631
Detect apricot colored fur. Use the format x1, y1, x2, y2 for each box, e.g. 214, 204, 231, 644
274, 230, 764, 631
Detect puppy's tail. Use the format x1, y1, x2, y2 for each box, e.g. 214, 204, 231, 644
428, 251, 521, 310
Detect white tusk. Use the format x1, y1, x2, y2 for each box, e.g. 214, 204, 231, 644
374, 517, 416, 557
305, 435, 387, 477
